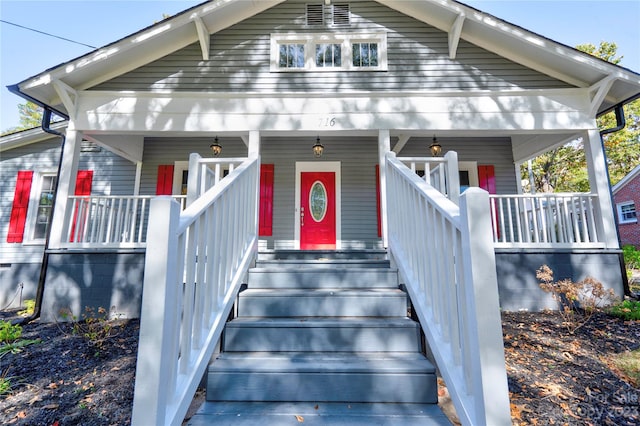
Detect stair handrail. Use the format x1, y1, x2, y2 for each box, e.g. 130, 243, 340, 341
385, 152, 511, 426
131, 155, 260, 426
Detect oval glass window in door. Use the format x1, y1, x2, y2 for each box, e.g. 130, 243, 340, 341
309, 180, 327, 222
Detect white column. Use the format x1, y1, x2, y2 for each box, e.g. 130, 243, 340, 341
248, 130, 260, 158
584, 129, 619, 248
378, 130, 391, 247
49, 128, 82, 247
133, 162, 142, 196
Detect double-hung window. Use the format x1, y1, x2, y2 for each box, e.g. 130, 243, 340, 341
25, 172, 57, 243
617, 201, 637, 224
271, 33, 387, 72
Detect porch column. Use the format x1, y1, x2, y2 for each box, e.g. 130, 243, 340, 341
378, 130, 390, 247
584, 129, 618, 248
49, 128, 83, 247
248, 130, 260, 158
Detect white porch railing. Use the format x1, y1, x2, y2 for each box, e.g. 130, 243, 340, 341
61, 195, 186, 248
385, 152, 511, 426
490, 193, 603, 248
398, 151, 460, 204
131, 156, 259, 426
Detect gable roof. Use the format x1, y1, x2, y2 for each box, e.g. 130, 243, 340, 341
9, 0, 640, 119
613, 164, 640, 194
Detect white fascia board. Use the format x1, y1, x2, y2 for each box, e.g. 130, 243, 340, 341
73, 88, 595, 134
16, 0, 286, 106
377, 0, 640, 92
0, 122, 67, 152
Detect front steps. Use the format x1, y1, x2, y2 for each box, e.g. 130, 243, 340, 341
188, 250, 447, 425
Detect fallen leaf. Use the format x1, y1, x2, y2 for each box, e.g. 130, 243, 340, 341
43, 404, 59, 410
295, 415, 304, 422
17, 411, 26, 419
47, 383, 58, 389
314, 404, 319, 410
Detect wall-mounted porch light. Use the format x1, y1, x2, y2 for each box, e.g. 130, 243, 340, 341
313, 136, 324, 157
429, 135, 442, 157
210, 136, 222, 157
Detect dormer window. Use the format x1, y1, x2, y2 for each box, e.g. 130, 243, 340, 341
271, 32, 387, 72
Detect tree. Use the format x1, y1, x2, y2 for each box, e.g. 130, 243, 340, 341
523, 42, 640, 192
1, 101, 44, 135
17, 101, 43, 129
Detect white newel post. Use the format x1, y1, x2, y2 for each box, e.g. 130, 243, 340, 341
378, 130, 391, 247
459, 188, 511, 425
187, 153, 203, 207
584, 129, 619, 248
131, 197, 181, 425
444, 150, 460, 205
49, 128, 83, 248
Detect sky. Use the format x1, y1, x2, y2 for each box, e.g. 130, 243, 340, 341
1, 0, 639, 133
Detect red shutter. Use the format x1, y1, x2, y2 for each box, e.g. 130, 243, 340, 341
478, 165, 496, 194
259, 164, 274, 236
156, 165, 174, 195
7, 171, 34, 243
375, 165, 382, 238
69, 170, 93, 242
478, 165, 499, 238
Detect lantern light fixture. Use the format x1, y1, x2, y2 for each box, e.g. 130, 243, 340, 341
210, 136, 222, 157
429, 135, 442, 157
313, 136, 324, 157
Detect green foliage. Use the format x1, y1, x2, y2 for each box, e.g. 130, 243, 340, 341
17, 299, 36, 317
609, 299, 640, 321
60, 306, 123, 352
576, 41, 623, 64
537, 265, 617, 333
17, 101, 43, 130
0, 321, 22, 344
0, 377, 11, 396
623, 245, 640, 270
0, 320, 41, 359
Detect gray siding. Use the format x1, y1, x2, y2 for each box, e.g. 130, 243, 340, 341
0, 138, 136, 308
94, 0, 570, 93
397, 136, 518, 195
495, 249, 625, 311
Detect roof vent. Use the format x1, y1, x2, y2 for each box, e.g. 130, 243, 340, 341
306, 4, 324, 26
332, 3, 350, 25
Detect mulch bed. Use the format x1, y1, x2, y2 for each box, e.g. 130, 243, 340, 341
503, 311, 640, 425
0, 309, 638, 425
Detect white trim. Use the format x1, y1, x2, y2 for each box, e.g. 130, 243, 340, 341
173, 161, 189, 195
24, 170, 57, 244
270, 32, 388, 72
458, 161, 479, 191
294, 161, 342, 249
448, 13, 465, 59
193, 17, 210, 61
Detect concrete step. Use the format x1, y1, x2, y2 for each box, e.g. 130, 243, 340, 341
222, 318, 422, 352
187, 402, 450, 425
237, 288, 407, 317
248, 267, 398, 289
207, 353, 438, 404
258, 249, 388, 261
255, 258, 392, 268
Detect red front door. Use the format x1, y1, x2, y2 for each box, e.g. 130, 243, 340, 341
300, 172, 336, 250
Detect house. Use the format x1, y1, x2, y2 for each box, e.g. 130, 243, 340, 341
3, 0, 640, 424
613, 164, 640, 248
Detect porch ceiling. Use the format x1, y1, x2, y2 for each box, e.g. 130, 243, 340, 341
10, 0, 640, 119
